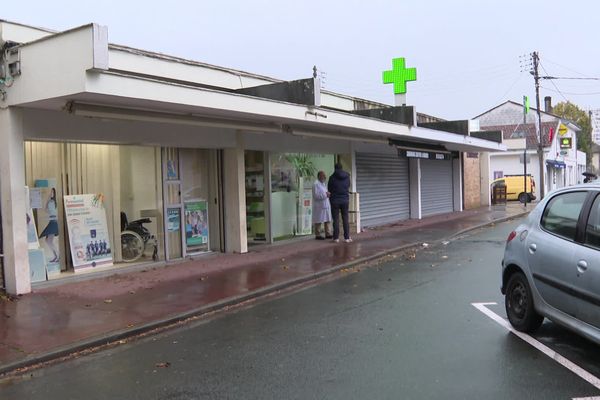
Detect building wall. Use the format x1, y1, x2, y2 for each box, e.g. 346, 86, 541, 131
490, 152, 541, 197
463, 153, 481, 209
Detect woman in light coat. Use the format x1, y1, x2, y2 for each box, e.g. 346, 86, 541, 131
312, 171, 333, 240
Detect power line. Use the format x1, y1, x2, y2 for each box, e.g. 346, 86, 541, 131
542, 57, 594, 79
539, 61, 569, 103
540, 86, 600, 96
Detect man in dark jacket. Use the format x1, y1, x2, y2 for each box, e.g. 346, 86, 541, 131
328, 163, 352, 243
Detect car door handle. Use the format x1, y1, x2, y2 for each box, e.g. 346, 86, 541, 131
577, 260, 588, 273
528, 243, 537, 253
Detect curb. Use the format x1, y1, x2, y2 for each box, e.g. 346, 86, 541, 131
0, 210, 529, 376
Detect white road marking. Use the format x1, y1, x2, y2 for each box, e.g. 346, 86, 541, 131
472, 302, 600, 399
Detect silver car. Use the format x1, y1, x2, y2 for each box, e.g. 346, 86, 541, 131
502, 184, 600, 344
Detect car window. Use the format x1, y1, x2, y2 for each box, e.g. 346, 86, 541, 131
585, 194, 600, 249
541, 191, 588, 241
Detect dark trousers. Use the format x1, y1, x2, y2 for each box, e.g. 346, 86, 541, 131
331, 201, 350, 240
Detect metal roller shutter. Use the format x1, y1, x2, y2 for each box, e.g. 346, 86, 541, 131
421, 158, 453, 217
356, 152, 410, 227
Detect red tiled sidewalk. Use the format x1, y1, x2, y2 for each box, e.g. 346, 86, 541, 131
0, 203, 529, 374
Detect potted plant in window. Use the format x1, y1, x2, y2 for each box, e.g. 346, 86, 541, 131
286, 154, 317, 235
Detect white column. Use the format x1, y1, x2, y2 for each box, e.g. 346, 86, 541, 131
223, 132, 247, 253
409, 158, 421, 219
480, 152, 491, 206
453, 154, 463, 212
0, 108, 31, 294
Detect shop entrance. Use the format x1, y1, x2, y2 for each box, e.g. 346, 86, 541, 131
244, 151, 335, 244
163, 147, 222, 260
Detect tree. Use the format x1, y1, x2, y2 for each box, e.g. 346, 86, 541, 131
552, 101, 592, 166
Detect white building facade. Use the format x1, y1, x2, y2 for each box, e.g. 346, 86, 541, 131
475, 101, 586, 201
0, 20, 504, 294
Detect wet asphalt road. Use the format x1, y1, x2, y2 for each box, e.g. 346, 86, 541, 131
2, 219, 600, 399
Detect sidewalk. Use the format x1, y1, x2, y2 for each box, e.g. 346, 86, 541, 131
0, 203, 529, 375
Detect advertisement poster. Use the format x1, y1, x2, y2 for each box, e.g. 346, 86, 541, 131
299, 188, 313, 235
184, 200, 209, 250
35, 179, 61, 275
64, 194, 113, 270
167, 208, 181, 232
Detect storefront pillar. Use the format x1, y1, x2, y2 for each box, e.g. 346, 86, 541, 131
409, 158, 421, 219
223, 135, 248, 253
0, 108, 31, 294
453, 154, 463, 212
480, 152, 491, 206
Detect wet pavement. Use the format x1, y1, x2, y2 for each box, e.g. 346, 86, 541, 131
0, 203, 529, 374
2, 217, 599, 399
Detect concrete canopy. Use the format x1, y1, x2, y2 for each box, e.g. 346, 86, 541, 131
4, 23, 505, 153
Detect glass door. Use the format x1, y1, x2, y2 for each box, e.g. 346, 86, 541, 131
163, 148, 184, 260
244, 151, 269, 244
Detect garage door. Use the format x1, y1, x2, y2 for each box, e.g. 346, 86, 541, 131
356, 152, 410, 227
421, 158, 453, 217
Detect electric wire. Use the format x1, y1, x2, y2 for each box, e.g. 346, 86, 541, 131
540, 61, 570, 103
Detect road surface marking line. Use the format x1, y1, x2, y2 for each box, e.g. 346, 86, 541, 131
472, 302, 600, 395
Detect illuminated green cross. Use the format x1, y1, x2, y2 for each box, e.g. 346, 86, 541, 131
382, 58, 417, 94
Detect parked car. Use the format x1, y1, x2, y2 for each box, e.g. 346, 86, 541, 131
501, 184, 600, 344
491, 175, 536, 203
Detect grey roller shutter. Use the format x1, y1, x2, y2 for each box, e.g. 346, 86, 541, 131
356, 152, 410, 227
421, 158, 453, 217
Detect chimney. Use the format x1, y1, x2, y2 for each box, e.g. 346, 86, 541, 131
544, 96, 552, 113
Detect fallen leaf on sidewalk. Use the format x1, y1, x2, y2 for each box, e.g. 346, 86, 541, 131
282, 265, 289, 270
155, 362, 171, 368
129, 291, 136, 295
104, 299, 113, 304
441, 255, 448, 259
127, 323, 134, 328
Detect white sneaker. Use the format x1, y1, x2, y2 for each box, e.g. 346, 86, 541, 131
344, 238, 353, 243
332, 239, 340, 243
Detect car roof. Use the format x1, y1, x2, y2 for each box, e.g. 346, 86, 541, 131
551, 183, 600, 193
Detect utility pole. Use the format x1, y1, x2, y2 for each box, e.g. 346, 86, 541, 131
523, 95, 528, 207
532, 52, 545, 199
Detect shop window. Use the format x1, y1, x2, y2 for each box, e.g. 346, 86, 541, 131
245, 151, 267, 243
270, 153, 335, 241
25, 142, 164, 280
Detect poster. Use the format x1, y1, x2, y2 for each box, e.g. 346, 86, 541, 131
299, 188, 313, 235
64, 194, 113, 270
29, 187, 43, 210
167, 208, 181, 232
35, 179, 61, 274
184, 200, 209, 249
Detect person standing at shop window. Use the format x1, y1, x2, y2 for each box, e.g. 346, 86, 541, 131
39, 187, 60, 262
328, 163, 352, 243
312, 171, 333, 240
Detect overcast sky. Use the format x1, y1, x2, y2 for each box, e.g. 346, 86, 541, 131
4, 0, 600, 120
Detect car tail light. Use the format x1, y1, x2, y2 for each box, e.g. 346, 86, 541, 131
507, 231, 517, 244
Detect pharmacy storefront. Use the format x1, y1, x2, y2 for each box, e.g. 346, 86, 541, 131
24, 141, 222, 282
245, 151, 336, 243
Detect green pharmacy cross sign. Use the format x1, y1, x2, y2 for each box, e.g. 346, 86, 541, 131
383, 58, 417, 94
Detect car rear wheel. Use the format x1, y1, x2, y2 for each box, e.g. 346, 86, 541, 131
518, 193, 528, 203
505, 272, 544, 332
